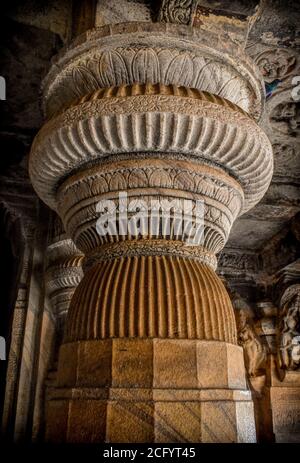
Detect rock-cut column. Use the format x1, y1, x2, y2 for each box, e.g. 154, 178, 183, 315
29, 23, 273, 442
44, 215, 84, 376
42, 215, 84, 435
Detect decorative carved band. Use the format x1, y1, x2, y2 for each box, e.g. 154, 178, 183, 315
65, 84, 248, 115
30, 84, 273, 215
42, 22, 264, 119
56, 158, 243, 256
45, 235, 84, 317
84, 240, 218, 271
45, 265, 84, 294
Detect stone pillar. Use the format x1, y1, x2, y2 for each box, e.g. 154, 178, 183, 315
45, 215, 84, 367
29, 23, 273, 442
43, 215, 84, 437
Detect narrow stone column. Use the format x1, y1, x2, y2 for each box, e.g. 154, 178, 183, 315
29, 23, 273, 442
31, 215, 83, 441
43, 216, 84, 438
45, 216, 84, 366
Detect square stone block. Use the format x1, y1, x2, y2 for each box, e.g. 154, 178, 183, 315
77, 339, 112, 387
67, 399, 107, 443
153, 339, 197, 388
196, 341, 246, 389
107, 400, 154, 442
201, 401, 237, 443
196, 341, 228, 388
56, 342, 79, 387
154, 402, 202, 442
226, 343, 247, 389
111, 339, 153, 388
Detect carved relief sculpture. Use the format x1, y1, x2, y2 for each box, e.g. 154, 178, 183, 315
278, 285, 300, 371
231, 291, 267, 379
237, 309, 267, 378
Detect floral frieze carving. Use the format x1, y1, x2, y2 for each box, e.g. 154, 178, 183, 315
42, 23, 264, 120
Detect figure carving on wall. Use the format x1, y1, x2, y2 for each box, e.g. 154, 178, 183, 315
278, 285, 300, 371
230, 289, 267, 378
237, 309, 267, 378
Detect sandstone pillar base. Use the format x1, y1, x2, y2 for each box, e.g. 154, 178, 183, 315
45, 340, 256, 443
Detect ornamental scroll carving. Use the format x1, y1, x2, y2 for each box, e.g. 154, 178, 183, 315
158, 0, 197, 25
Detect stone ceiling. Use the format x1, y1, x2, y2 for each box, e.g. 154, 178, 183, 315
0, 0, 299, 275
